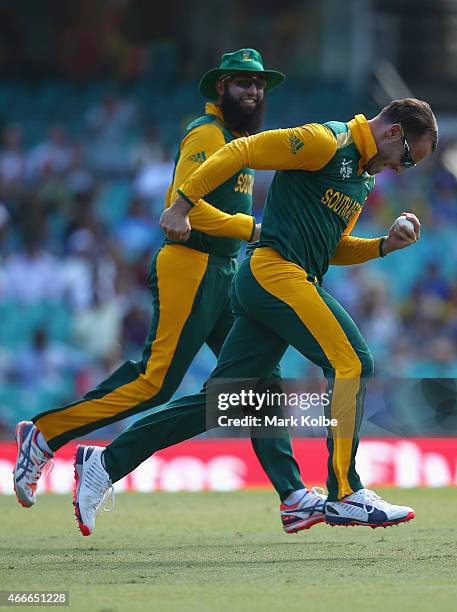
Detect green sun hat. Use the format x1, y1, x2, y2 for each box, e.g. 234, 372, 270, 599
199, 48, 285, 101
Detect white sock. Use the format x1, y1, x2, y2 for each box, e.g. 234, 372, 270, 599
36, 431, 53, 456
283, 487, 308, 506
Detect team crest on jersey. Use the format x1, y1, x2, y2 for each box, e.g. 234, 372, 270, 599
339, 158, 353, 179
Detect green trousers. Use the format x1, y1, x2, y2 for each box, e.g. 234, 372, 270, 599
33, 244, 304, 500
104, 247, 374, 501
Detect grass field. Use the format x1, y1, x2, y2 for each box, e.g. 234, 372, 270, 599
1, 488, 457, 612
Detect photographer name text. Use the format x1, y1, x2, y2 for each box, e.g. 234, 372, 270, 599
217, 415, 337, 428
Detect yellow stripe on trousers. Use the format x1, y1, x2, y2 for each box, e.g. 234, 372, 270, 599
250, 248, 361, 499
36, 245, 209, 441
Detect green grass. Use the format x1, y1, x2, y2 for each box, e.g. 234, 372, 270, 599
1, 489, 457, 611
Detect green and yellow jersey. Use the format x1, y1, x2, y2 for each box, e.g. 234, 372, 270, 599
165, 102, 256, 257
177, 114, 383, 281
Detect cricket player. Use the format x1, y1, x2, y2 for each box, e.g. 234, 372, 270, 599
72, 98, 438, 534
15, 49, 325, 531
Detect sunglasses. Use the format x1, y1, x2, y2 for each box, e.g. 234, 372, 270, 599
400, 127, 416, 168
221, 75, 267, 91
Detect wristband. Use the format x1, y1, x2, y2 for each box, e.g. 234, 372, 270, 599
176, 189, 195, 208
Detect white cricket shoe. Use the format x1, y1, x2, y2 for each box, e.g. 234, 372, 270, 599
73, 445, 114, 536
13, 421, 53, 508
280, 487, 327, 533
325, 488, 415, 528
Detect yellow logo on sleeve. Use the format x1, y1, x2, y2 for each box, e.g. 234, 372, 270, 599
188, 151, 207, 164
289, 134, 304, 155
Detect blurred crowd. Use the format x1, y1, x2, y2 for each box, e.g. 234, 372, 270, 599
0, 90, 456, 437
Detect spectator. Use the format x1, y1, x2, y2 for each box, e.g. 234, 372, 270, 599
133, 145, 174, 209
131, 124, 164, 168
121, 302, 150, 356
61, 228, 117, 311
413, 261, 451, 300
3, 235, 64, 303
85, 92, 139, 175
13, 327, 82, 390
63, 229, 122, 360
65, 141, 96, 197
27, 125, 75, 180
0, 202, 11, 258
72, 292, 123, 361
0, 124, 26, 193
114, 197, 156, 261
357, 280, 400, 358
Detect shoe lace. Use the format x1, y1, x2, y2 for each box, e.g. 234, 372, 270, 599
17, 436, 53, 482
84, 451, 115, 514
30, 457, 54, 485
25, 459, 54, 485
310, 486, 327, 511
102, 485, 115, 513
93, 482, 115, 514
359, 488, 382, 514
311, 486, 326, 497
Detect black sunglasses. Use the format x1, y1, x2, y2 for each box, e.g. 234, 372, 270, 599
221, 75, 267, 91
400, 127, 416, 168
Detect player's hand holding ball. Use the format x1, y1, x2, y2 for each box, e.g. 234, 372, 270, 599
382, 212, 421, 255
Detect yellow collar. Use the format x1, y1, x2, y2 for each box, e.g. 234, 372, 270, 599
348, 114, 378, 174
205, 102, 225, 122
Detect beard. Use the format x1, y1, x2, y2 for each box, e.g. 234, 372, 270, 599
219, 89, 266, 135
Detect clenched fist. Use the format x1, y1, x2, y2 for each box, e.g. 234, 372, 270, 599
160, 198, 192, 241
382, 212, 421, 255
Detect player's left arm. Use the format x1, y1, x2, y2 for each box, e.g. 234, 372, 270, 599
330, 212, 383, 265
177, 123, 337, 206
330, 211, 420, 265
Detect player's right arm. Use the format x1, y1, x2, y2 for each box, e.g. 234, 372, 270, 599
161, 123, 257, 242
177, 124, 337, 206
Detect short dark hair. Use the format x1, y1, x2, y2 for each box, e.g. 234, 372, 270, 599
380, 98, 438, 152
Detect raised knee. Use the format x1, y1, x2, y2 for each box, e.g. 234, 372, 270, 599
334, 350, 374, 380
